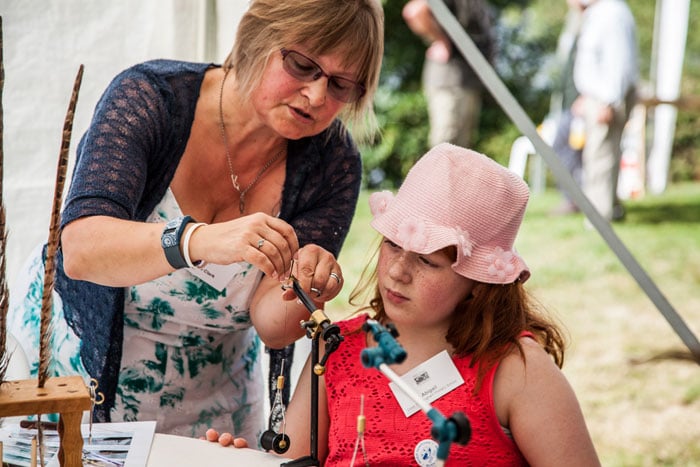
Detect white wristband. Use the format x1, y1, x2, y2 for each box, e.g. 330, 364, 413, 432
182, 222, 207, 268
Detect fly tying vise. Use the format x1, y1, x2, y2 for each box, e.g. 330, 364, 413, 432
278, 275, 344, 467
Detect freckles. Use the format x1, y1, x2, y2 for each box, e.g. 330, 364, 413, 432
414, 271, 467, 306
376, 257, 390, 281
416, 276, 445, 299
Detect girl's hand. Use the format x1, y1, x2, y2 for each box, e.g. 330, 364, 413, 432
203, 428, 249, 448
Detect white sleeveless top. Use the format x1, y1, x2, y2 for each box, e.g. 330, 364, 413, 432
8, 189, 267, 442
114, 188, 265, 439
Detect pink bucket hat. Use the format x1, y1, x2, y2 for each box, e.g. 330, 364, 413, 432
369, 143, 530, 284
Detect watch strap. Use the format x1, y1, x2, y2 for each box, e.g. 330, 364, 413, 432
161, 215, 194, 269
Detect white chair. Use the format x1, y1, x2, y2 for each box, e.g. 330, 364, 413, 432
507, 118, 558, 193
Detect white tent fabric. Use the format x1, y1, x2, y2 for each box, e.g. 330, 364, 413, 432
2, 0, 247, 287
647, 0, 689, 194
2, 1, 313, 413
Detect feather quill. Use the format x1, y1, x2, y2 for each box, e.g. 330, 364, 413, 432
35, 64, 83, 467
37, 64, 84, 388
0, 16, 10, 384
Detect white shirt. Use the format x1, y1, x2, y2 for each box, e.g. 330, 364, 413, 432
573, 0, 639, 106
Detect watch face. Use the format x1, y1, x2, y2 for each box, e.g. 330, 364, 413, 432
161, 217, 183, 247
161, 215, 192, 269
162, 231, 177, 247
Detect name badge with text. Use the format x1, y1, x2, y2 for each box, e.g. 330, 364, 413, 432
188, 262, 253, 291
389, 350, 464, 417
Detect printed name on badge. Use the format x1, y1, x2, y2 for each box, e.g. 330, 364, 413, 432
389, 350, 464, 417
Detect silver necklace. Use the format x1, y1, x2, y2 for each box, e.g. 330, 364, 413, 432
218, 68, 286, 214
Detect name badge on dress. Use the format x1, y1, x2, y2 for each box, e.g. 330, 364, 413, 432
188, 262, 253, 291
389, 350, 464, 417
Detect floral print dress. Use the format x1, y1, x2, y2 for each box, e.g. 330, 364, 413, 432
8, 189, 266, 441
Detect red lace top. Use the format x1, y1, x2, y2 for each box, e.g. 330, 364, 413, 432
324, 314, 528, 466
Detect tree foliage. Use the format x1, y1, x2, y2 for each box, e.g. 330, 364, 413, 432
364, 0, 554, 188
363, 0, 700, 188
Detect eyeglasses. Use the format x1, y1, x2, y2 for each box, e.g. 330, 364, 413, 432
280, 48, 366, 103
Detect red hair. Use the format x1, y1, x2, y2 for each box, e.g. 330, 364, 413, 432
349, 242, 566, 391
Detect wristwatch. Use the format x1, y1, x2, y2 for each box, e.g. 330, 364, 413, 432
161, 215, 194, 269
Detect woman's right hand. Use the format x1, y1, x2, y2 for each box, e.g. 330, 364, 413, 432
61, 213, 299, 287
189, 213, 299, 280
204, 428, 249, 448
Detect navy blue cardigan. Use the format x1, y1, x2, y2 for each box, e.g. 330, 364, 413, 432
54, 60, 361, 420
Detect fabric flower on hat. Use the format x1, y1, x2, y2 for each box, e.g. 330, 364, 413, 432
396, 217, 428, 252
369, 190, 394, 217
455, 227, 473, 258
486, 247, 516, 281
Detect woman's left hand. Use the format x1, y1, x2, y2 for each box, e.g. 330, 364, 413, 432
282, 244, 344, 304
250, 243, 345, 348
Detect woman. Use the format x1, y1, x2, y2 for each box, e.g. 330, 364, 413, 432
8, 0, 384, 441
215, 144, 600, 465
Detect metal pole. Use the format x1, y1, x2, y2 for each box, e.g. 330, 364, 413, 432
426, 0, 700, 363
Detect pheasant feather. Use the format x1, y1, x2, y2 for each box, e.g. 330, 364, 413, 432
0, 16, 10, 384
37, 64, 84, 388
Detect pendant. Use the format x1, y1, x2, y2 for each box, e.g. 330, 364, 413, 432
231, 173, 245, 213
231, 174, 241, 191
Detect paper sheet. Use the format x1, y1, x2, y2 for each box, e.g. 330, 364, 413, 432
0, 421, 156, 467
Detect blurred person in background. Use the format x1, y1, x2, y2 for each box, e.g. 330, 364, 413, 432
572, 0, 638, 222
549, 0, 585, 216
403, 0, 496, 148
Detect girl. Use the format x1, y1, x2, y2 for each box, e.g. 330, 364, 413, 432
215, 143, 600, 466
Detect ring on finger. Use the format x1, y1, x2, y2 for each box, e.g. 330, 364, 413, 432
310, 287, 322, 297
330, 272, 342, 284
257, 238, 265, 249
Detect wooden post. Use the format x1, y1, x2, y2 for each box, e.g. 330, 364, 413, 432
0, 375, 91, 466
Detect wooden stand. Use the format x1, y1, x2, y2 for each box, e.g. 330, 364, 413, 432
0, 375, 91, 466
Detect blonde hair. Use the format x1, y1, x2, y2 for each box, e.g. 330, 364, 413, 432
224, 0, 384, 143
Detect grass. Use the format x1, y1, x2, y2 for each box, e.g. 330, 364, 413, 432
327, 181, 700, 466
